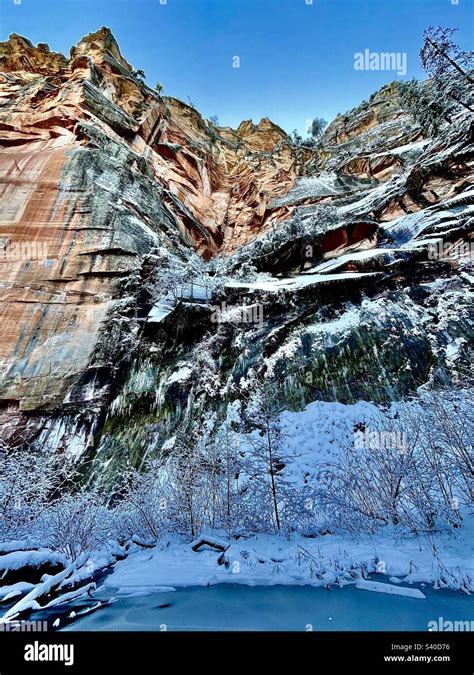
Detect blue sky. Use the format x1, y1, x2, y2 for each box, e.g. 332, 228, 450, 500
0, 0, 472, 133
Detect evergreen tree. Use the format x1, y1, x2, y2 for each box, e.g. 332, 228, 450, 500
397, 79, 451, 137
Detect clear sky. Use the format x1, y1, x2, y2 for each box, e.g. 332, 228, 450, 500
0, 0, 472, 134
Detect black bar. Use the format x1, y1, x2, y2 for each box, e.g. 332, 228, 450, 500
0, 631, 472, 673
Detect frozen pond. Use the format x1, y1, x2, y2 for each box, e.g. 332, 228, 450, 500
61, 583, 474, 632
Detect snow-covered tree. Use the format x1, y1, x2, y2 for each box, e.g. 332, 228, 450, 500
420, 26, 474, 85
0, 448, 76, 541
402, 389, 473, 514
420, 27, 474, 116
114, 460, 172, 542
211, 423, 243, 537
142, 248, 215, 305
45, 489, 111, 561
242, 379, 290, 533
315, 390, 472, 536
316, 414, 418, 534
165, 427, 208, 537
397, 79, 452, 136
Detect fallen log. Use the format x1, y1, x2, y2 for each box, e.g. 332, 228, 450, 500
191, 536, 229, 553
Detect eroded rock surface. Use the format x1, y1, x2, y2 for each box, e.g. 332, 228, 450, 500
0, 28, 472, 474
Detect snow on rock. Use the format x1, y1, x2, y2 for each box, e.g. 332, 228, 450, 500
226, 271, 380, 293
0, 549, 66, 572
304, 249, 395, 275
292, 271, 381, 289
147, 300, 175, 323
370, 139, 429, 159
270, 173, 374, 208
167, 365, 193, 385
383, 202, 474, 247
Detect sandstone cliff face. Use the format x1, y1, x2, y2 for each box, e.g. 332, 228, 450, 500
0, 28, 472, 471
0, 28, 297, 415
0, 34, 67, 75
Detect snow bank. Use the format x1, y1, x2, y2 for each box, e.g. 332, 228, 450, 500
0, 549, 66, 572
102, 526, 473, 593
